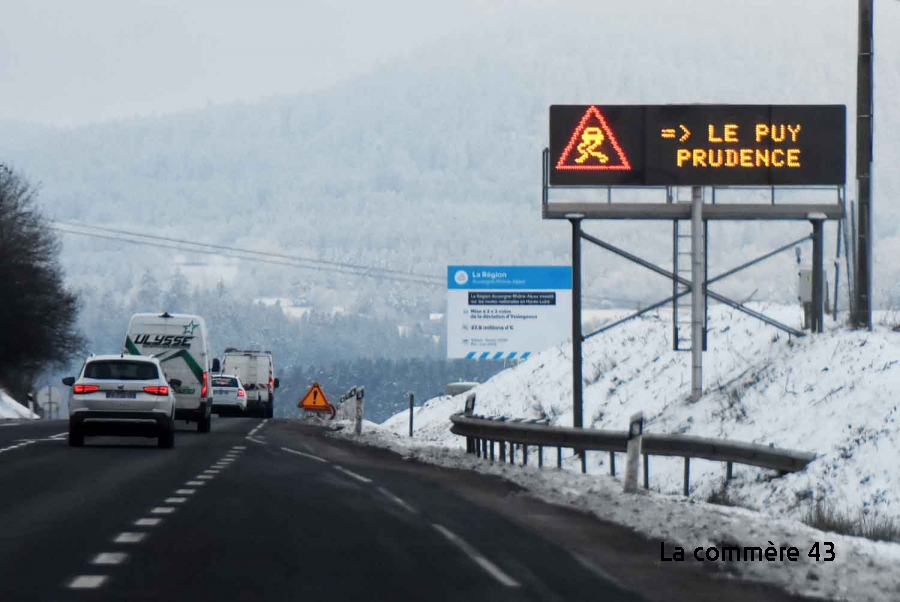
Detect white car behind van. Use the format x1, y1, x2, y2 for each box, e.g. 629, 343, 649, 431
124, 312, 218, 432
220, 349, 279, 418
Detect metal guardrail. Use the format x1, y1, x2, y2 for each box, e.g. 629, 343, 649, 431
450, 413, 816, 496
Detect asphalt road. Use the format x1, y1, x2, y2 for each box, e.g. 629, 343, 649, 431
0, 418, 819, 602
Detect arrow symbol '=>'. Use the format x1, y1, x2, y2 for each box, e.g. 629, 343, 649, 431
678, 125, 691, 143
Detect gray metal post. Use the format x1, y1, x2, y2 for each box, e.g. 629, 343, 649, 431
811, 219, 825, 333
570, 217, 584, 428
408, 393, 414, 437
672, 220, 679, 351
691, 186, 704, 400
854, 0, 873, 330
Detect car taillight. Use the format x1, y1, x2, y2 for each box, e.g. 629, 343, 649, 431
201, 372, 209, 398
73, 384, 99, 394
269, 379, 274, 389
237, 389, 245, 397
143, 386, 169, 396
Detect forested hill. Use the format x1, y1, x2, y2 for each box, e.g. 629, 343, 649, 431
1, 0, 897, 310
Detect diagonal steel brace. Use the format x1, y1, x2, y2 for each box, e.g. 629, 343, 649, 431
580, 231, 808, 339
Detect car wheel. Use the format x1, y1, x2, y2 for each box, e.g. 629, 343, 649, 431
68, 427, 84, 447
158, 424, 175, 449
197, 408, 211, 433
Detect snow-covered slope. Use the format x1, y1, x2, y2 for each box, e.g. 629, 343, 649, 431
382, 304, 900, 523
0, 389, 38, 419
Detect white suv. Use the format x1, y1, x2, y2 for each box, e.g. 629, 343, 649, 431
63, 355, 179, 448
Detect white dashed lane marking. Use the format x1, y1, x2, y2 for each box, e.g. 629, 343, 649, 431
186, 480, 205, 486
113, 532, 146, 544
203, 470, 220, 474
196, 475, 214, 480
175, 489, 196, 495
91, 553, 127, 566
334, 466, 372, 484
165, 497, 187, 504
281, 447, 328, 463
135, 518, 161, 527
68, 575, 108, 589
432, 524, 521, 588
151, 507, 175, 515
377, 486, 418, 515
233, 445, 247, 450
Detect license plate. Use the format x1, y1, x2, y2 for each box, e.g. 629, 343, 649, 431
214, 389, 229, 395
106, 390, 137, 399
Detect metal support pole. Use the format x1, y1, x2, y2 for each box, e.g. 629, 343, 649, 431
408, 393, 414, 437
609, 452, 616, 477
570, 217, 584, 429
811, 218, 825, 333
523, 445, 529, 466
499, 441, 506, 462
557, 447, 562, 469
683, 457, 691, 496
643, 454, 649, 489
854, 0, 873, 330
691, 186, 704, 401
490, 441, 495, 462
703, 220, 709, 351
726, 461, 734, 482
672, 220, 679, 351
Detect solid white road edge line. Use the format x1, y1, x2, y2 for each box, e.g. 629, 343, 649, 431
280, 447, 328, 463
432, 524, 521, 588
68, 575, 108, 589
334, 465, 373, 484
377, 486, 419, 515
91, 553, 127, 565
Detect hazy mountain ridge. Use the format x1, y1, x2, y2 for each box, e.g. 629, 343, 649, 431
1, 0, 898, 310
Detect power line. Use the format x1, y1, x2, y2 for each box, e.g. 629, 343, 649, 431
50, 225, 444, 288
52, 220, 443, 284
51, 222, 617, 305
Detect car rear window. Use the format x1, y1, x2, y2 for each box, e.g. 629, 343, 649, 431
211, 376, 238, 387
84, 361, 159, 381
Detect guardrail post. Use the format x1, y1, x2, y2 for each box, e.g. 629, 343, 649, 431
475, 438, 481, 458
523, 445, 529, 466
581, 451, 586, 474
643, 454, 649, 489
538, 445, 543, 468
490, 440, 495, 461
500, 441, 506, 461
482, 438, 488, 459
683, 457, 691, 496
408, 392, 415, 437
624, 412, 643, 493
557, 447, 562, 469
609, 452, 616, 477
726, 461, 733, 481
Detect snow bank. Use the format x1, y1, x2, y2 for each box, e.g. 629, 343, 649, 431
0, 388, 39, 420
343, 303, 900, 600
383, 304, 900, 524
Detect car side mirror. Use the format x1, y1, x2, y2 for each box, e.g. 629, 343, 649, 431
274, 378, 280, 389
169, 378, 182, 388
62, 376, 75, 387
211, 358, 221, 373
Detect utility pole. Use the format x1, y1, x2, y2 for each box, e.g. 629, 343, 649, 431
854, 0, 874, 329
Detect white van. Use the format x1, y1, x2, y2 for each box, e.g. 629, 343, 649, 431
124, 312, 218, 432
220, 349, 279, 418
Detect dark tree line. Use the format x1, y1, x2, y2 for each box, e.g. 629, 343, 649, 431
0, 166, 84, 402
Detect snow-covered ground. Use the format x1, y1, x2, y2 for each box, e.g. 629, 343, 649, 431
335, 304, 900, 601
0, 389, 39, 419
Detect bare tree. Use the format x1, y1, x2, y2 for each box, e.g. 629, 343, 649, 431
0, 165, 84, 402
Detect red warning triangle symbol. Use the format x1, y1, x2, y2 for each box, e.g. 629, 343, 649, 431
556, 106, 632, 171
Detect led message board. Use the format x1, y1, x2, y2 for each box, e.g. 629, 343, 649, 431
549, 105, 846, 187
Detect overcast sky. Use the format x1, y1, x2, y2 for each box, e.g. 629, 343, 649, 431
0, 0, 541, 127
